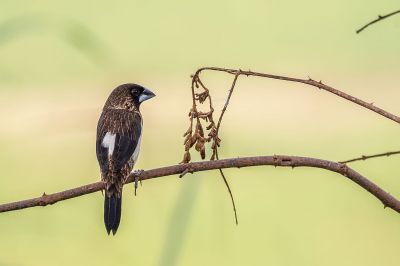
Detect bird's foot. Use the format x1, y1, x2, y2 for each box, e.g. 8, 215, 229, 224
133, 169, 144, 196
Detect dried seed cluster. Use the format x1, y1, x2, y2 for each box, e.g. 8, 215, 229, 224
181, 74, 221, 163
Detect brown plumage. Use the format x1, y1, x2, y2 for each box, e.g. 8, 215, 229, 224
96, 83, 155, 235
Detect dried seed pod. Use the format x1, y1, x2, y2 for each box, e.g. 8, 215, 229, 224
208, 128, 217, 137
196, 121, 204, 137
184, 133, 192, 145
190, 135, 198, 147
185, 134, 197, 150
185, 135, 196, 151
200, 145, 206, 159
196, 91, 209, 103
181, 151, 191, 164
211, 140, 216, 150
183, 127, 192, 137
195, 139, 204, 152
215, 137, 221, 147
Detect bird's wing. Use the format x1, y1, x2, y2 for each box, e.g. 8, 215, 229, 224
96, 109, 142, 173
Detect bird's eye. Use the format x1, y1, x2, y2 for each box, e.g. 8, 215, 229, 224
131, 89, 139, 95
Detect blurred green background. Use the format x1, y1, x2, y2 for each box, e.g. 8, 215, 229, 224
0, 0, 399, 265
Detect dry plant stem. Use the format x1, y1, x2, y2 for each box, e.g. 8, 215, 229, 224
340, 151, 400, 164
215, 73, 240, 136
213, 73, 240, 225
356, 9, 400, 34
187, 70, 240, 224
194, 67, 400, 124
216, 151, 238, 225
2, 155, 400, 213
184, 67, 400, 224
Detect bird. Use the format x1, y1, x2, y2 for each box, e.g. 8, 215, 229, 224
96, 83, 155, 235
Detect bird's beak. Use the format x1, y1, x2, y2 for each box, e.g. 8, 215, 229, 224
139, 88, 156, 103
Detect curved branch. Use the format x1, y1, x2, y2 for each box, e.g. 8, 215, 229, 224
1, 155, 400, 214
193, 67, 400, 124
356, 9, 400, 34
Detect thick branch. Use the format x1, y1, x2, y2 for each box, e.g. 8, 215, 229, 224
356, 9, 400, 34
1, 155, 400, 214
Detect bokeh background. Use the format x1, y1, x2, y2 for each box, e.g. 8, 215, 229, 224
0, 0, 399, 265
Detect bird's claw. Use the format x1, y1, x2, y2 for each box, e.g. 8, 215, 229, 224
133, 169, 144, 196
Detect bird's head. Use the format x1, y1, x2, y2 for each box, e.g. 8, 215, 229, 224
104, 83, 156, 110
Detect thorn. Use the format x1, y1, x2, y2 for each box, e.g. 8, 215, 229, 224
42, 192, 47, 197
272, 155, 280, 167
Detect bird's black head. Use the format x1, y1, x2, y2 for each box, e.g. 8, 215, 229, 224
104, 83, 156, 110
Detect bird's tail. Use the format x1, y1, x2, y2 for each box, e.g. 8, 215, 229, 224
104, 192, 122, 235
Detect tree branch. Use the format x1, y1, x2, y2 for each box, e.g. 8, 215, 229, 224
193, 67, 400, 124
182, 66, 400, 224
356, 9, 400, 34
340, 150, 400, 164
1, 155, 400, 214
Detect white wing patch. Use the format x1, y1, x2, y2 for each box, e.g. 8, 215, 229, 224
129, 120, 143, 169
102, 132, 116, 156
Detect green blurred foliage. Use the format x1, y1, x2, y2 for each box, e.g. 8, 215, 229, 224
0, 0, 399, 265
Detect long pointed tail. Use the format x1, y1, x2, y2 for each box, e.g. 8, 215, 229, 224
104, 194, 122, 235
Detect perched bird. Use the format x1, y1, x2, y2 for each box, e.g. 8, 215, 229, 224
96, 84, 155, 235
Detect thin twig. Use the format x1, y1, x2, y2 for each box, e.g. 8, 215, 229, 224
1, 155, 400, 214
213, 73, 240, 225
215, 72, 240, 135
356, 9, 400, 34
216, 151, 238, 225
185, 70, 240, 224
340, 151, 400, 164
